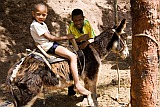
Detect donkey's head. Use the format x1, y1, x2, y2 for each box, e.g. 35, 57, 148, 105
107, 19, 129, 59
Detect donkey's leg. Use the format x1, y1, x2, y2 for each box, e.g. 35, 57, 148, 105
24, 95, 39, 107
24, 85, 44, 107
84, 76, 98, 107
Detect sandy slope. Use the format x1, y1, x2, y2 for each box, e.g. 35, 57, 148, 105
0, 0, 159, 107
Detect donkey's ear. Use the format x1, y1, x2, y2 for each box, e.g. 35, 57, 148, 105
115, 19, 126, 34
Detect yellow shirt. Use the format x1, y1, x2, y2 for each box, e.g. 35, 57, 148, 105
68, 20, 96, 42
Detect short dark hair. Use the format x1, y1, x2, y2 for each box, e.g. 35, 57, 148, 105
32, 2, 48, 12
71, 9, 84, 19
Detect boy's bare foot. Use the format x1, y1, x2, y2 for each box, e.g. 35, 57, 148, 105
75, 83, 91, 95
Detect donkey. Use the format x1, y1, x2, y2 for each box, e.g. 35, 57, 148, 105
5, 19, 129, 107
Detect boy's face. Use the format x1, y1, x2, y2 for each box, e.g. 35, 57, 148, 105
72, 15, 84, 29
32, 4, 48, 23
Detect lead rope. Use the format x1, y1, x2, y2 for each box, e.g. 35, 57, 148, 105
116, 54, 120, 100
114, 1, 129, 106
114, 0, 120, 101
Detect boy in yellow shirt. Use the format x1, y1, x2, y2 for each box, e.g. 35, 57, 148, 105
68, 9, 96, 50
67, 9, 96, 96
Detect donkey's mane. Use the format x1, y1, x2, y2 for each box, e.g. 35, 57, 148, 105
91, 28, 114, 59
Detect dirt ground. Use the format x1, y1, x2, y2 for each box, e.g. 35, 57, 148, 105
0, 0, 159, 107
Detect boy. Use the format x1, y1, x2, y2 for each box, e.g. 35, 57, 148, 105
68, 9, 96, 50
30, 3, 91, 96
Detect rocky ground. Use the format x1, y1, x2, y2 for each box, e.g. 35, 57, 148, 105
0, 0, 159, 107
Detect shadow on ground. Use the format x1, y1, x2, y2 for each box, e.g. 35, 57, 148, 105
33, 93, 83, 107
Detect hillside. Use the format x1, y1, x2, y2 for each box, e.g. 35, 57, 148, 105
1, 0, 158, 107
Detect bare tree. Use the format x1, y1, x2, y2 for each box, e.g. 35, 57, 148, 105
130, 0, 159, 107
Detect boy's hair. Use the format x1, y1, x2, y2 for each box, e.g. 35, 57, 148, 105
32, 2, 48, 12
71, 9, 84, 19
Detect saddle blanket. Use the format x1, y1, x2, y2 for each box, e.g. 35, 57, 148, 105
30, 53, 67, 64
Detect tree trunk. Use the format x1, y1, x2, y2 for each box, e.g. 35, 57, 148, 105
130, 0, 159, 107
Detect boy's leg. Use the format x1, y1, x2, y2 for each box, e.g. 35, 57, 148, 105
55, 45, 91, 95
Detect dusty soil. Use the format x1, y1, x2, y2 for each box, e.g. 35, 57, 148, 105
0, 0, 159, 107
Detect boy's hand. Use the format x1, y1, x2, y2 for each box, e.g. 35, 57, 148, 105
75, 34, 89, 43
81, 34, 89, 41
79, 41, 89, 49
67, 34, 75, 40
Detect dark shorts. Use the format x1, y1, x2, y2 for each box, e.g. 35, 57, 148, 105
47, 42, 59, 54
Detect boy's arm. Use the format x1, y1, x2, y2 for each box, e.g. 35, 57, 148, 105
76, 34, 94, 43
77, 21, 96, 43
85, 22, 95, 44
70, 39, 79, 51
86, 20, 96, 39
75, 34, 89, 43
42, 32, 74, 41
79, 38, 94, 49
